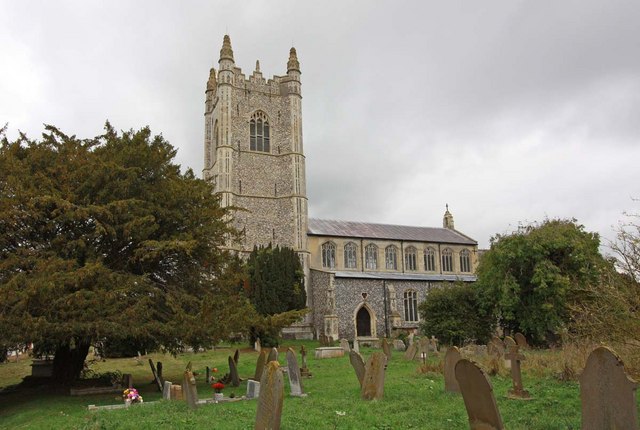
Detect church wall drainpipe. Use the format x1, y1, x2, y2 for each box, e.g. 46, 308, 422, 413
383, 280, 390, 338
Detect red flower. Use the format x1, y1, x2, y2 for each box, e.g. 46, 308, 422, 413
212, 382, 225, 393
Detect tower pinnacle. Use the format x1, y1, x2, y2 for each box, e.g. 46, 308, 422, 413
206, 68, 217, 91
287, 47, 300, 73
219, 34, 234, 62
443, 204, 455, 229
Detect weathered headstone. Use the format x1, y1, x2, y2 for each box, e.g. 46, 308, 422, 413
393, 339, 406, 351
148, 359, 163, 391
444, 346, 462, 393
156, 361, 163, 382
206, 366, 211, 384
407, 332, 415, 346
353, 339, 360, 353
254, 350, 267, 381
381, 338, 392, 361
162, 380, 172, 400
505, 345, 530, 399
514, 332, 528, 349
246, 380, 261, 399
361, 352, 387, 400
579, 346, 638, 430
255, 338, 261, 352
286, 348, 304, 397
182, 370, 199, 409
255, 361, 284, 430
349, 350, 366, 388
340, 338, 351, 352
267, 347, 279, 364
419, 337, 430, 362
170, 384, 183, 400
404, 342, 418, 360
299, 345, 312, 377
455, 359, 504, 430
503, 336, 516, 350
233, 349, 240, 365
491, 336, 505, 357
319, 334, 328, 346
229, 355, 240, 387
430, 336, 439, 354
122, 373, 133, 388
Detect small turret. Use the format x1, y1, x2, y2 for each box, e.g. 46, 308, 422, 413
443, 204, 455, 229
255, 60, 260, 73
219, 34, 234, 62
206, 68, 217, 92
287, 47, 300, 74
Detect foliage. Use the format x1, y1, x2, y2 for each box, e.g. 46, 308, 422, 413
0, 123, 250, 383
418, 282, 494, 345
475, 219, 607, 345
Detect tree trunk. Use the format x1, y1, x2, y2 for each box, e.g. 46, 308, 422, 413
52, 340, 91, 384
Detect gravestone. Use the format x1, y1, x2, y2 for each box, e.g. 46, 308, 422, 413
361, 352, 387, 400
229, 355, 240, 387
455, 359, 504, 430
407, 332, 415, 345
170, 384, 183, 400
286, 348, 304, 397
319, 334, 328, 346
444, 346, 462, 393
381, 338, 392, 361
122, 373, 133, 388
255, 361, 284, 430
430, 336, 439, 353
393, 339, 406, 351
254, 350, 267, 381
233, 349, 240, 365
503, 336, 516, 350
148, 359, 163, 391
349, 350, 366, 388
505, 345, 530, 399
514, 332, 528, 349
182, 370, 199, 409
246, 380, 261, 399
404, 342, 418, 360
340, 338, 350, 352
579, 346, 638, 430
419, 337, 430, 362
255, 338, 261, 352
163, 380, 172, 400
157, 362, 163, 382
267, 347, 279, 364
206, 366, 211, 384
299, 345, 312, 377
353, 339, 360, 353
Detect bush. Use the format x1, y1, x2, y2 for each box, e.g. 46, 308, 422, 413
419, 282, 493, 345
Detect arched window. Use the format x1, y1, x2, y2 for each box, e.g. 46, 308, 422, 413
344, 242, 357, 269
424, 247, 436, 271
442, 248, 453, 272
249, 111, 270, 152
460, 249, 471, 273
403, 290, 419, 322
365, 244, 378, 270
321, 242, 336, 269
404, 246, 417, 271
385, 245, 398, 270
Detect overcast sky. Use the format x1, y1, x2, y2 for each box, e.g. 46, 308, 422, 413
2, 0, 639, 249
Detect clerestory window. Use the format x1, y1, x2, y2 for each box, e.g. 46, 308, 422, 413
365, 244, 378, 270
460, 249, 471, 273
250, 111, 270, 152
424, 247, 436, 271
344, 242, 357, 269
321, 242, 336, 269
385, 245, 398, 270
442, 248, 453, 272
404, 246, 417, 271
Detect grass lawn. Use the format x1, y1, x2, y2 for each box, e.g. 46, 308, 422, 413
0, 341, 624, 429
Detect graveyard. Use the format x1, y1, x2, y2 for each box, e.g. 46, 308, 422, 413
2, 338, 638, 429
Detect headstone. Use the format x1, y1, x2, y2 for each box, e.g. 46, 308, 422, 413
490, 336, 505, 357
381, 338, 392, 361
162, 380, 172, 400
206, 366, 211, 384
503, 336, 516, 350
340, 338, 350, 352
267, 347, 279, 363
229, 355, 240, 387
246, 380, 261, 399
514, 332, 528, 349
286, 348, 304, 397
419, 337, 430, 362
182, 370, 199, 409
361, 352, 387, 400
353, 339, 360, 353
255, 361, 284, 430
579, 346, 638, 430
430, 336, 439, 353
299, 345, 312, 377
156, 361, 163, 382
254, 350, 267, 381
505, 345, 530, 399
444, 346, 462, 393
255, 338, 261, 352
407, 332, 415, 345
122, 373, 133, 388
233, 349, 240, 365
349, 350, 366, 388
404, 342, 418, 360
170, 384, 183, 400
455, 359, 504, 430
393, 339, 406, 351
148, 359, 163, 391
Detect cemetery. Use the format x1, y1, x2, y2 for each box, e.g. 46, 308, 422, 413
2, 337, 640, 429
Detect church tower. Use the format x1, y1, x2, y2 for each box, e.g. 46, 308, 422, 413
203, 35, 309, 273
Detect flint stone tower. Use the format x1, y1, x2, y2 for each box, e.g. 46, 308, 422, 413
203, 35, 310, 281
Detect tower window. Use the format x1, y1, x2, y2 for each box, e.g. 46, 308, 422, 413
460, 249, 471, 273
442, 248, 453, 272
250, 111, 270, 153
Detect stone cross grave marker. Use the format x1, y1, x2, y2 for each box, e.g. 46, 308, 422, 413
162, 380, 172, 400
233, 348, 240, 365
148, 359, 163, 392
580, 346, 638, 430
349, 350, 366, 388
503, 336, 516, 369
382, 338, 392, 361
394, 339, 406, 351
255, 361, 284, 430
340, 338, 350, 352
505, 345, 530, 399
455, 359, 504, 430
404, 342, 418, 360
361, 352, 387, 400
299, 345, 312, 377
182, 370, 199, 409
229, 355, 240, 387
419, 337, 430, 363
353, 339, 360, 353
514, 333, 528, 349
254, 350, 267, 381
444, 346, 462, 394
267, 347, 279, 364
286, 348, 304, 397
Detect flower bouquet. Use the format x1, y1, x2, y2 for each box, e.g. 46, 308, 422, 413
212, 381, 225, 401
122, 388, 143, 405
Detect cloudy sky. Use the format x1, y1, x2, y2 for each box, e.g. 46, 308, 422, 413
2, 0, 639, 249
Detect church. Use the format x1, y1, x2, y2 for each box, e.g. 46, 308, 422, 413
203, 36, 479, 341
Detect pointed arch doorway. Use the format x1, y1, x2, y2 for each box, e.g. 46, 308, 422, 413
356, 306, 372, 337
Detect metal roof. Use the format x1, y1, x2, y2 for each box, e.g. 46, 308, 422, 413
332, 270, 477, 282
307, 218, 477, 245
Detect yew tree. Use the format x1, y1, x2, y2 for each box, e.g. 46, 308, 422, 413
0, 123, 250, 383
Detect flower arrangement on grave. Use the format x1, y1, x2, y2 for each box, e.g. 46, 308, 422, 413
122, 388, 143, 404
211, 382, 225, 393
